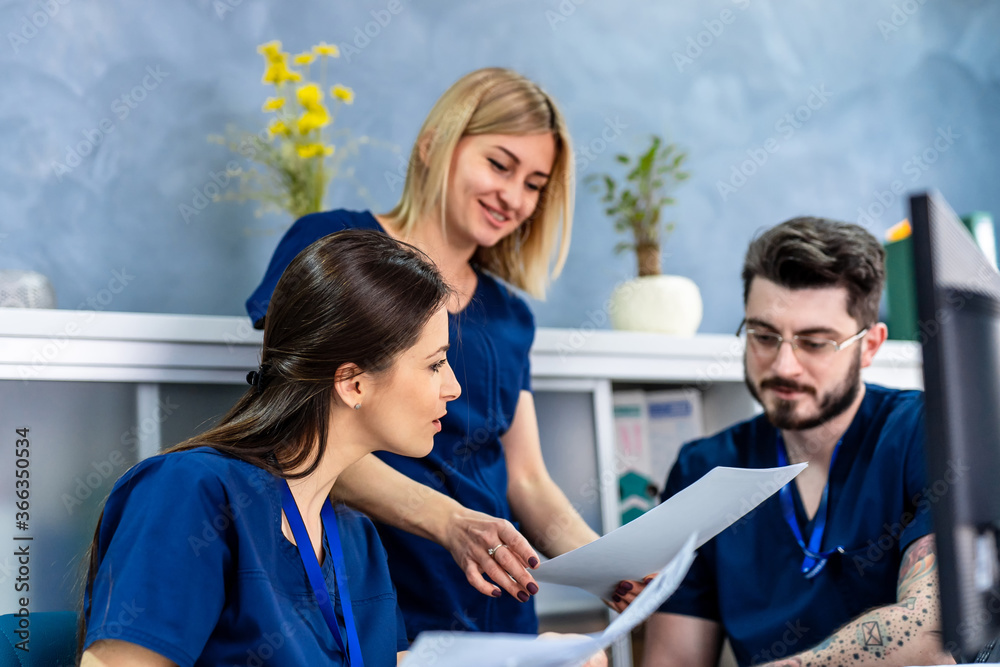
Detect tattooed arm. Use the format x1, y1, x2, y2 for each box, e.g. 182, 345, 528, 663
762, 534, 955, 667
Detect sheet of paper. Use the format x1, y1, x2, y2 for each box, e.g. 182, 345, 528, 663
534, 463, 806, 598
402, 534, 698, 667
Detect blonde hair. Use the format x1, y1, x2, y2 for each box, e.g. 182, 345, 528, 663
384, 67, 575, 299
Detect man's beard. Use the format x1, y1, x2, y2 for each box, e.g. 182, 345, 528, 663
744, 349, 863, 431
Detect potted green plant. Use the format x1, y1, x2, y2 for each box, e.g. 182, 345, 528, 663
588, 135, 702, 335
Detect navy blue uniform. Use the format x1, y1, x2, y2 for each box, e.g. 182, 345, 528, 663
84, 447, 408, 666
657, 385, 933, 666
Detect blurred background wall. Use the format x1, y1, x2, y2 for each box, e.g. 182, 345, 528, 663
2, 0, 998, 334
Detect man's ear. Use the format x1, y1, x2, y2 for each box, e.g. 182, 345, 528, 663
333, 363, 366, 409
860, 322, 889, 368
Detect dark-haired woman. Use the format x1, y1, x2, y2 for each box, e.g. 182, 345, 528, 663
246, 67, 643, 642
79, 230, 459, 666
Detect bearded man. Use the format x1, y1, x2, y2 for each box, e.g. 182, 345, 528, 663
642, 217, 955, 667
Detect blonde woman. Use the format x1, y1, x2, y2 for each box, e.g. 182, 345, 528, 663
247, 67, 641, 639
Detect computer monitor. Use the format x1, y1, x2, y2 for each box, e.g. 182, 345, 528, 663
910, 190, 1000, 659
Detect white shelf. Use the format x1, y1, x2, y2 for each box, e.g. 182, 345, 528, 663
0, 309, 923, 387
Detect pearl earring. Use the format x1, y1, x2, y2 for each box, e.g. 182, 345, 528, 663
354, 403, 361, 410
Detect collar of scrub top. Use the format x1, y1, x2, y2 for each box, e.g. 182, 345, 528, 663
775, 432, 845, 579
281, 480, 365, 667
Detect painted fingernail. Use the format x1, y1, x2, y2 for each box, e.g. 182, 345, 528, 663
527, 582, 539, 595
517, 591, 529, 602
642, 577, 653, 585
618, 582, 633, 593
491, 588, 502, 598
528, 557, 539, 568
612, 594, 622, 603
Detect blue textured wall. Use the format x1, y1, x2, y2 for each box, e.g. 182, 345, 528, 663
2, 0, 998, 333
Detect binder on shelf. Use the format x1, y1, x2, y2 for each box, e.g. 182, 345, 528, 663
613, 388, 704, 524
885, 234, 918, 341
884, 212, 995, 340
646, 389, 704, 495
613, 391, 654, 525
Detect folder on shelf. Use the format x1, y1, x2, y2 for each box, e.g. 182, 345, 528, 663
885, 212, 996, 341
613, 388, 704, 524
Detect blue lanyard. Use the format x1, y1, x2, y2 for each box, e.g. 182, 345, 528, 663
775, 433, 844, 579
280, 480, 365, 667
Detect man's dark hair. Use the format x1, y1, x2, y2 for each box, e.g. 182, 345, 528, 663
741, 216, 886, 327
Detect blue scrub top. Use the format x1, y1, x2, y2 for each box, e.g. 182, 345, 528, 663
84, 447, 408, 667
658, 384, 933, 667
247, 211, 538, 638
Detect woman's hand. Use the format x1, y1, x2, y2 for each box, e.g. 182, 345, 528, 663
603, 573, 657, 613
440, 505, 540, 601
582, 649, 609, 667
538, 633, 608, 667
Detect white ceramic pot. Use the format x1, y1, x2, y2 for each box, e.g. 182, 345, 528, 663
609, 275, 703, 335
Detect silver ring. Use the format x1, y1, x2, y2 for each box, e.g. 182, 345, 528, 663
488, 543, 507, 558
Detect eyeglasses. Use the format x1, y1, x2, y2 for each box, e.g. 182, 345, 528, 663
737, 320, 869, 361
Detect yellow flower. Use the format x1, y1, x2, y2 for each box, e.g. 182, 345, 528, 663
293, 52, 315, 66
297, 107, 330, 133
296, 143, 326, 158
262, 97, 286, 112
268, 119, 291, 136
257, 40, 282, 60
296, 83, 323, 109
313, 42, 340, 57
325, 145, 335, 156
331, 84, 354, 104
262, 61, 301, 85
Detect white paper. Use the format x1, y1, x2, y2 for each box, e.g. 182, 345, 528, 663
402, 534, 698, 667
534, 464, 807, 598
